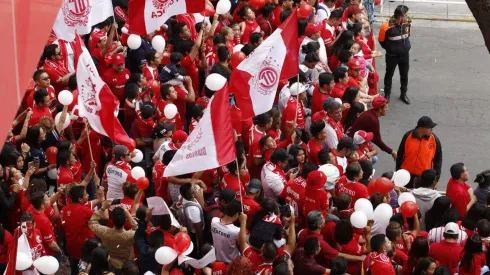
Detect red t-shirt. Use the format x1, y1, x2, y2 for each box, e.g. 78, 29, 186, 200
0, 230, 12, 263
331, 83, 347, 99
242, 195, 261, 222
243, 246, 287, 274
152, 160, 169, 202
27, 228, 47, 260
30, 105, 53, 126
364, 252, 396, 275
338, 236, 365, 274
298, 230, 339, 266
336, 181, 369, 208
142, 65, 158, 81
176, 14, 198, 41
220, 172, 249, 198
181, 55, 200, 92
102, 68, 131, 101
459, 253, 486, 275
307, 138, 323, 165
303, 188, 328, 218
311, 86, 331, 115
282, 97, 305, 130
61, 203, 95, 259
348, 77, 361, 88
241, 20, 260, 44
446, 178, 471, 218
429, 240, 464, 274
29, 210, 56, 256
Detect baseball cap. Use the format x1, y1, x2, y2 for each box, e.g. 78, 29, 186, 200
304, 23, 322, 37
353, 130, 374, 145
347, 5, 363, 16
338, 137, 358, 151
248, 179, 262, 194
306, 170, 327, 190
219, 188, 236, 203
113, 144, 129, 160
92, 31, 107, 44
152, 122, 174, 139
211, 262, 227, 274
172, 130, 188, 142
347, 59, 363, 70
169, 268, 184, 275
444, 222, 460, 235
289, 82, 307, 96
417, 116, 437, 129
112, 54, 125, 65
372, 96, 387, 110
312, 111, 327, 123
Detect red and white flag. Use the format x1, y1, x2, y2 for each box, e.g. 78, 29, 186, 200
128, 0, 205, 35
230, 11, 299, 120
73, 34, 136, 151
53, 0, 114, 42
164, 85, 236, 177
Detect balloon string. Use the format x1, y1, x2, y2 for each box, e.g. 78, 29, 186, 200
86, 123, 94, 162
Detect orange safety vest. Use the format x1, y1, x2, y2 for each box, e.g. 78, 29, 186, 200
400, 133, 437, 176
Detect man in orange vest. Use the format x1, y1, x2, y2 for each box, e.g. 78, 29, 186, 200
396, 116, 442, 188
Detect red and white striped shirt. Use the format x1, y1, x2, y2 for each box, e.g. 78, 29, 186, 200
427, 225, 468, 244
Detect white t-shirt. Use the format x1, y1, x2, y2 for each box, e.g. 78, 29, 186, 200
183, 198, 203, 233
210, 217, 240, 263
261, 162, 287, 199
324, 123, 340, 149
335, 155, 348, 173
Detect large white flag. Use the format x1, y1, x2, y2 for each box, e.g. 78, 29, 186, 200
164, 85, 236, 177
53, 0, 114, 42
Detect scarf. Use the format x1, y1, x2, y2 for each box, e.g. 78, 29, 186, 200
57, 39, 76, 71
44, 59, 69, 77
263, 213, 282, 225
325, 115, 344, 141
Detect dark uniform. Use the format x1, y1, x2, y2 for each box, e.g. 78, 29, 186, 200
378, 17, 411, 103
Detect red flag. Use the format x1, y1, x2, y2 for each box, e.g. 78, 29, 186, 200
164, 84, 236, 177
230, 12, 299, 120
128, 0, 205, 35
341, 8, 348, 30
73, 34, 136, 151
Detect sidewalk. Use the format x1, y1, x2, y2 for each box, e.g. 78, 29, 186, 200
375, 0, 475, 21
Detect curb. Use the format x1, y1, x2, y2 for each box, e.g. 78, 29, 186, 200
374, 13, 476, 22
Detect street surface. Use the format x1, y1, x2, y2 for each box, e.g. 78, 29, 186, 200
372, 20, 490, 190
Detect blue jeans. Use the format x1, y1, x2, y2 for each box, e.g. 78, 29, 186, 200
371, 155, 378, 165
364, 0, 375, 24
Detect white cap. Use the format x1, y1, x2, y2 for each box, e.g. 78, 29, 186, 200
444, 222, 460, 235
299, 64, 308, 73
289, 82, 306, 96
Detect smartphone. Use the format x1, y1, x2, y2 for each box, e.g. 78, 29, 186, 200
48, 186, 55, 197
27, 161, 34, 168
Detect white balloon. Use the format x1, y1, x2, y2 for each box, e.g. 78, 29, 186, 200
47, 168, 57, 180
193, 13, 205, 23
58, 90, 73, 106
131, 149, 143, 163
55, 112, 70, 130
393, 169, 411, 187
121, 27, 129, 34
131, 166, 145, 180
373, 203, 393, 223
155, 246, 178, 265
354, 198, 374, 219
33, 256, 59, 274
233, 44, 244, 53
152, 35, 166, 53
127, 34, 142, 50
205, 73, 227, 91
318, 164, 340, 190
164, 104, 178, 119
398, 192, 416, 206
16, 252, 32, 271
216, 0, 232, 15
182, 241, 194, 256
350, 211, 368, 229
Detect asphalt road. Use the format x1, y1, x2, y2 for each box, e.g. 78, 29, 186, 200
372, 20, 490, 190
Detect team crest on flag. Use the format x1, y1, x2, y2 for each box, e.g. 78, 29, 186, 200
152, 0, 176, 10
253, 56, 281, 96
62, 0, 92, 27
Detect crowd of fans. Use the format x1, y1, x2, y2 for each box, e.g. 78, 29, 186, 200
1, 0, 489, 275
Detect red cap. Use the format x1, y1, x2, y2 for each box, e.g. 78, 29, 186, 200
172, 130, 188, 142
169, 268, 184, 275
312, 111, 327, 123
347, 59, 363, 70
112, 54, 125, 65
306, 170, 327, 190
92, 31, 107, 44
372, 96, 387, 110
353, 130, 374, 144
211, 262, 228, 275
347, 5, 363, 16
304, 23, 322, 37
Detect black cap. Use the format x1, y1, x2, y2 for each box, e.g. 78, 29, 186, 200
152, 122, 174, 138
337, 137, 358, 151
113, 145, 129, 160
219, 189, 236, 203
248, 179, 262, 194
417, 116, 437, 128
141, 102, 155, 119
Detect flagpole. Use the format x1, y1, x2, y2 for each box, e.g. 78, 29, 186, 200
294, 73, 300, 127
235, 159, 244, 213
85, 121, 94, 162
110, 2, 120, 41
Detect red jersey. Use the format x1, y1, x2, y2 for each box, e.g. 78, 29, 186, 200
282, 97, 305, 130
43, 59, 69, 93
364, 252, 396, 275
61, 203, 95, 259
27, 228, 47, 260
25, 86, 57, 109
271, 7, 283, 29
242, 195, 261, 222
338, 236, 365, 275
321, 22, 336, 47
156, 100, 183, 130
30, 105, 53, 126
331, 83, 347, 99
142, 64, 158, 81
152, 160, 169, 202
357, 143, 375, 161
307, 138, 323, 165
29, 210, 56, 256
136, 109, 156, 138
446, 178, 471, 218
336, 180, 369, 208
196, 96, 210, 109
0, 230, 12, 263
220, 172, 249, 198
280, 177, 307, 220
176, 14, 198, 41
241, 20, 260, 44
303, 188, 329, 218
102, 68, 131, 101
180, 55, 200, 92
247, 126, 267, 177
297, 230, 339, 266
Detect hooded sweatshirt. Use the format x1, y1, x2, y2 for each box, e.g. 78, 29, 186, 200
411, 188, 441, 230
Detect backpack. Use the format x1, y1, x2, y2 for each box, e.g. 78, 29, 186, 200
170, 199, 204, 229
